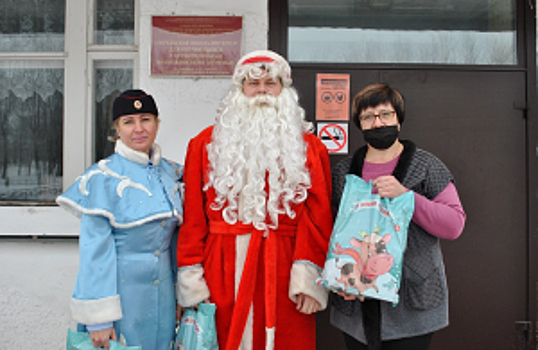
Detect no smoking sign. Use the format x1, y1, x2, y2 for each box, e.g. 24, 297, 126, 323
317, 123, 348, 154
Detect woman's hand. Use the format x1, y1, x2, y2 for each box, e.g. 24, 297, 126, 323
337, 291, 365, 302
296, 293, 322, 314
373, 175, 407, 199
90, 327, 117, 349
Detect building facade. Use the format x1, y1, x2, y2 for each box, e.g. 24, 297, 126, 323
0, 0, 537, 349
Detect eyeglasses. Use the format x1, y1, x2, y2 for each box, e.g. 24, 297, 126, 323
358, 110, 396, 125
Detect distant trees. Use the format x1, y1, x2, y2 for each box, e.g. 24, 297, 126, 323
0, 69, 63, 201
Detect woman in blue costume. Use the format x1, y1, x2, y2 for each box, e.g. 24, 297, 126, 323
57, 90, 183, 349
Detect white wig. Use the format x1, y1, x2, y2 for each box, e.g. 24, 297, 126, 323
232, 50, 293, 88
205, 51, 313, 231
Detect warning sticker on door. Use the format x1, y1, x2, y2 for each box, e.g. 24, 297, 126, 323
316, 74, 350, 121
317, 123, 348, 154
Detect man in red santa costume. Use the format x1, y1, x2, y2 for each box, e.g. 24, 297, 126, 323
176, 50, 332, 350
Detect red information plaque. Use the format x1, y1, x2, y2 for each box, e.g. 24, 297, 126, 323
151, 16, 242, 76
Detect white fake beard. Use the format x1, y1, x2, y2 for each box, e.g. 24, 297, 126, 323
206, 88, 312, 231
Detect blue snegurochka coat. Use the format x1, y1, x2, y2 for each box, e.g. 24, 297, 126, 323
57, 140, 183, 350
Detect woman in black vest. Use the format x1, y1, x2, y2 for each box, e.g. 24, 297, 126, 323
330, 83, 466, 350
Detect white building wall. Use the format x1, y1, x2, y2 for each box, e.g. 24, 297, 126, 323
140, 0, 269, 163
1, 240, 78, 349
1, 0, 268, 347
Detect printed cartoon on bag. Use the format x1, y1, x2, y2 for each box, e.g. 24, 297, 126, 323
332, 227, 394, 296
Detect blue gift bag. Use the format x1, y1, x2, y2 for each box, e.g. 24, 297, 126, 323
317, 175, 414, 305
66, 328, 141, 350
175, 303, 219, 350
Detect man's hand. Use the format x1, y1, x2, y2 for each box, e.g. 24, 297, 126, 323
193, 298, 211, 311
296, 293, 322, 314
90, 327, 117, 349
373, 175, 407, 199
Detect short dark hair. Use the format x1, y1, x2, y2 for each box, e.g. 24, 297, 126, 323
351, 83, 405, 129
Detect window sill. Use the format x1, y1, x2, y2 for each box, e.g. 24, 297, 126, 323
0, 207, 80, 236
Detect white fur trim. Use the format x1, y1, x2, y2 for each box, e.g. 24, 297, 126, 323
70, 295, 122, 325
115, 139, 161, 165
97, 159, 153, 197
266, 327, 275, 350
176, 265, 211, 307
235, 234, 251, 296
236, 234, 253, 349
239, 305, 254, 350
288, 261, 329, 310
75, 159, 152, 198
56, 196, 181, 228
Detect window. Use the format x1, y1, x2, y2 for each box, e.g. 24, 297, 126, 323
94, 0, 135, 45
88, 0, 137, 166
0, 60, 64, 202
0, 0, 65, 53
0, 0, 66, 203
92, 60, 134, 162
288, 0, 517, 65
0, 0, 137, 235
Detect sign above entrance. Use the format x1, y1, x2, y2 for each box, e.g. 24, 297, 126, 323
151, 16, 242, 76
317, 123, 348, 154
316, 74, 350, 121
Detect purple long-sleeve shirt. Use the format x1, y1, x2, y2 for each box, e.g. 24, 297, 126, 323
362, 157, 465, 240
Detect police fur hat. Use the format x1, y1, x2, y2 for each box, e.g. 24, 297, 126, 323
113, 89, 159, 121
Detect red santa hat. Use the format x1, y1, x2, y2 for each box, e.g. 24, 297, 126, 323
233, 50, 292, 87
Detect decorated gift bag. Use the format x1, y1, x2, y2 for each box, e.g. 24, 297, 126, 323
66, 328, 141, 350
175, 303, 219, 350
317, 174, 414, 304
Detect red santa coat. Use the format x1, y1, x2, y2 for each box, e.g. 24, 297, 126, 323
176, 126, 333, 350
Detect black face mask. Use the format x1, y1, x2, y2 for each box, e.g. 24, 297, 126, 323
362, 125, 399, 150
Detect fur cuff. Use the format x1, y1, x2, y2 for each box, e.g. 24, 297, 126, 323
289, 261, 329, 310
70, 295, 123, 325
177, 265, 211, 307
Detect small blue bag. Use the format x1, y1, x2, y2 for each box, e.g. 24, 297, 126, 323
66, 328, 141, 350
317, 175, 414, 305
175, 303, 219, 350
